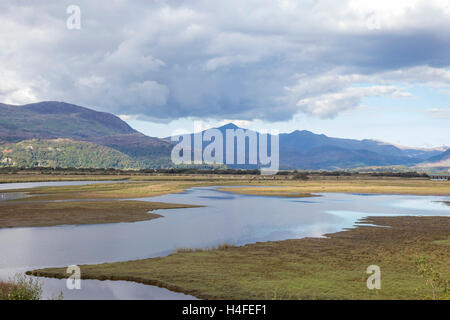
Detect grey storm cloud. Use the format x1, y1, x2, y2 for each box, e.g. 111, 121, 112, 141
2, 0, 450, 121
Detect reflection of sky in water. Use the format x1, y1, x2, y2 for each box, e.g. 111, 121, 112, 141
0, 182, 449, 299
292, 200, 320, 204
0, 192, 26, 201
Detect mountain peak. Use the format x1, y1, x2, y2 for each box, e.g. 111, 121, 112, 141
217, 123, 240, 130
23, 101, 93, 114
291, 129, 315, 136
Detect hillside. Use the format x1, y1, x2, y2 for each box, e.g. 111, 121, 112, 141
418, 149, 450, 168
0, 101, 136, 142
0, 139, 140, 169
0, 101, 173, 162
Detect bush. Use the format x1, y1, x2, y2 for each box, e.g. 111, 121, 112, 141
0, 274, 43, 300
416, 256, 450, 300
292, 172, 309, 180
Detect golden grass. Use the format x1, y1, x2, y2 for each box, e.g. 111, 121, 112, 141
219, 178, 450, 197
4, 181, 191, 201
28, 216, 450, 300
0, 200, 199, 228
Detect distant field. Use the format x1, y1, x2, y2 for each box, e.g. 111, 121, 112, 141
29, 216, 450, 300
219, 178, 450, 196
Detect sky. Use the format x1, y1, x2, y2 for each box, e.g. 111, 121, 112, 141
1, 0, 450, 147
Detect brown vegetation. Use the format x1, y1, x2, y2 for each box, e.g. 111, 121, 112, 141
0, 200, 199, 228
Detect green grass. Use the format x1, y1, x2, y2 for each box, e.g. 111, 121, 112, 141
28, 216, 450, 300
433, 239, 450, 246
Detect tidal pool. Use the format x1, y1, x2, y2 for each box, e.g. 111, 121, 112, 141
0, 182, 449, 299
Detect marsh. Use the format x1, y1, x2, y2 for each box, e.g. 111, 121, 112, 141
0, 181, 449, 299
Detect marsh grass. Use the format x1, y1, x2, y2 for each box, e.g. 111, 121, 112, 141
0, 200, 200, 228
176, 242, 235, 253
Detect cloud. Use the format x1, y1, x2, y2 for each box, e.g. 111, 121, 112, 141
1, 1, 450, 121
77, 76, 105, 88
296, 86, 410, 118
427, 108, 450, 118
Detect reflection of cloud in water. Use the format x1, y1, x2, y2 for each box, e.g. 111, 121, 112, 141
326, 210, 397, 219
32, 277, 198, 300
386, 198, 450, 213
103, 280, 198, 300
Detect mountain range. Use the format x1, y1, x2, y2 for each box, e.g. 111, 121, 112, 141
169, 123, 445, 170
0, 101, 448, 170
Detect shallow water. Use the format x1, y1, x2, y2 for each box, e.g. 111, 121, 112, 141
0, 192, 26, 201
0, 180, 124, 190
0, 182, 449, 299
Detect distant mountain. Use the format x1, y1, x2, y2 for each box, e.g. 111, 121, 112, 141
277, 130, 439, 169
0, 101, 173, 162
0, 139, 139, 169
0, 101, 135, 141
425, 148, 450, 162
170, 123, 445, 170
418, 149, 450, 168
